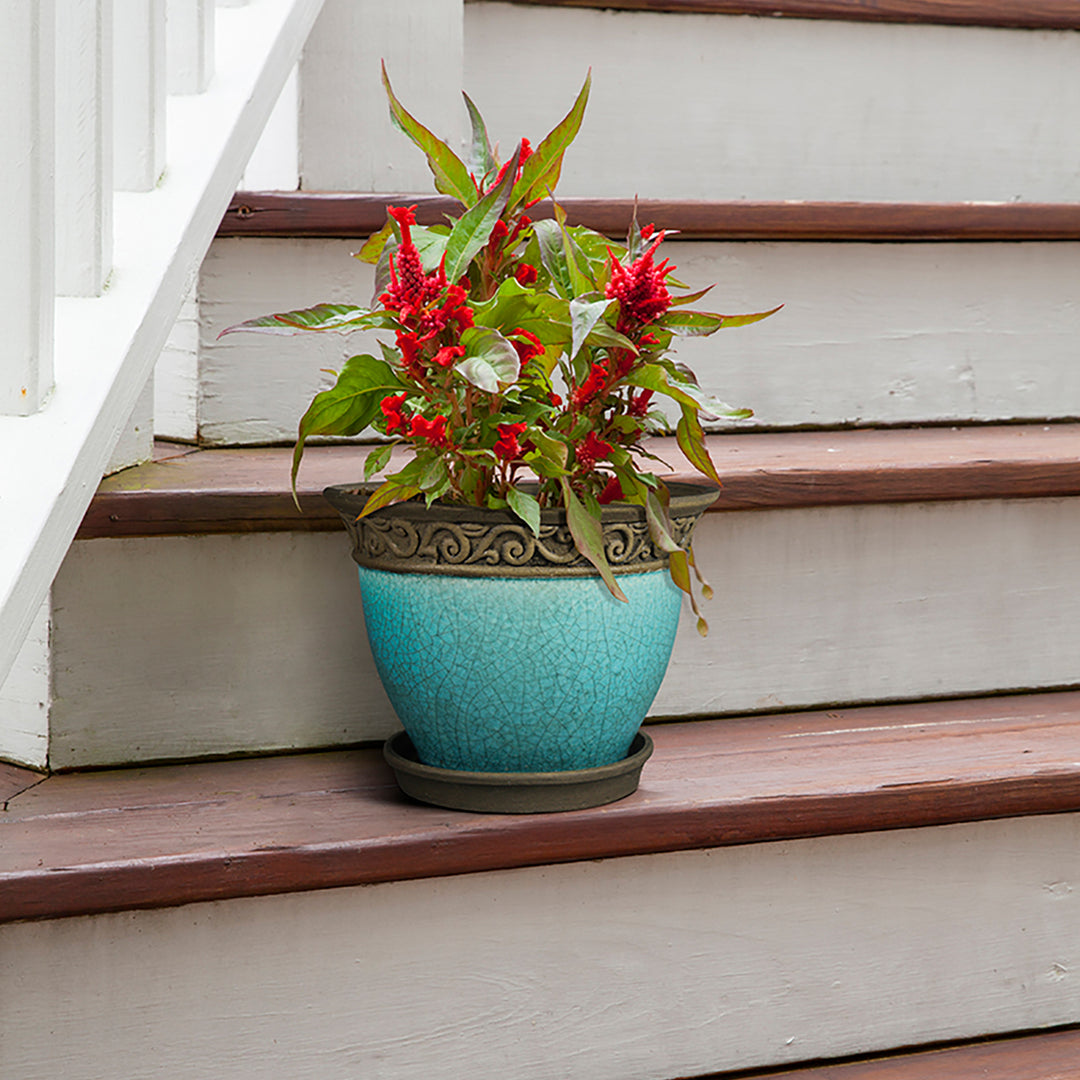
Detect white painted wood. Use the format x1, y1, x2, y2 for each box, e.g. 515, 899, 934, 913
114, 0, 166, 191
0, 2, 55, 415
166, 0, 214, 94
197, 237, 1080, 446
42, 496, 1080, 767
240, 63, 298, 190
55, 0, 114, 298
4, 816, 1080, 1078
299, 0, 465, 192
49, 532, 390, 767
154, 272, 200, 441
464, 4, 1080, 202
0, 598, 50, 771
104, 372, 155, 474
0, 0, 327, 695
199, 238, 376, 444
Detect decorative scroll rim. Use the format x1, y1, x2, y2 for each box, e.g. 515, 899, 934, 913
323, 481, 719, 577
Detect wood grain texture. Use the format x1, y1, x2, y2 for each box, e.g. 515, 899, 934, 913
218, 193, 1080, 241
5, 690, 1080, 922
738, 1028, 1080, 1078
474, 1, 1080, 31
77, 426, 1080, 538
0, 762, 42, 804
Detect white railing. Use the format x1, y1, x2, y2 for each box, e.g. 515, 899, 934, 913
0, 0, 326, 690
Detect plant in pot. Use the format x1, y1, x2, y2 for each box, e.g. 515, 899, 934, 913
223, 67, 779, 812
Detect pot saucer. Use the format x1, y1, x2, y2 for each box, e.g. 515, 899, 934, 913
383, 730, 653, 814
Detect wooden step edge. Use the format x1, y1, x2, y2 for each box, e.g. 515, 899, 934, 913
219, 194, 1080, 242
713, 1026, 1080, 1079
0, 762, 43, 805
78, 425, 1080, 539
475, 0, 1080, 32
4, 690, 1080, 923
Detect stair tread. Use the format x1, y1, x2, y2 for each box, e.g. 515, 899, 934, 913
79, 425, 1080, 538
220, 193, 1080, 241
4, 690, 1080, 923
744, 1027, 1080, 1079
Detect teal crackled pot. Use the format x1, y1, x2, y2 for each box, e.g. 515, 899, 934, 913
324, 481, 718, 784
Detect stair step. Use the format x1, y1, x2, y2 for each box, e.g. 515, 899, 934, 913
80, 425, 1080, 539
493, 1, 1080, 32
744, 1028, 1080, 1079
221, 193, 1080, 242
5, 689, 1080, 923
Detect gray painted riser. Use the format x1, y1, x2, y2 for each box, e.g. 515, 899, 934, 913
8, 495, 1080, 769
178, 238, 1080, 446
4, 816, 1080, 1079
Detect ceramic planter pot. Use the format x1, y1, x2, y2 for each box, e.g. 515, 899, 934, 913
324, 480, 718, 810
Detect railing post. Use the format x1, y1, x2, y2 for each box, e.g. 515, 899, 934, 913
114, 0, 166, 191
56, 0, 113, 298
0, 2, 55, 415
167, 0, 215, 94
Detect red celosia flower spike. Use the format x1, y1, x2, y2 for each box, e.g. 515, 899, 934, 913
433, 345, 465, 369
573, 362, 609, 409
493, 422, 528, 463
576, 430, 614, 471
380, 392, 409, 435
514, 263, 538, 286
511, 328, 543, 366
629, 389, 654, 417
606, 233, 673, 336
598, 476, 624, 504
409, 414, 449, 447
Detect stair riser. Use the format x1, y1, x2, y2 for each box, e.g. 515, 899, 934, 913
181, 237, 1080, 447
5, 815, 1080, 1079
462, 6, 1080, 203
11, 495, 1079, 769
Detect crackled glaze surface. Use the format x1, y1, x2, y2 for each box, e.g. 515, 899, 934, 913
357, 568, 682, 772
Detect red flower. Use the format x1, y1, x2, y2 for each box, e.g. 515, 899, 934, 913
576, 431, 613, 471
598, 476, 624, 504
514, 263, 538, 286
380, 392, 409, 435
629, 389, 654, 417
511, 328, 543, 365
432, 345, 465, 368
606, 233, 673, 335
493, 422, 527, 463
573, 362, 609, 409
409, 414, 449, 447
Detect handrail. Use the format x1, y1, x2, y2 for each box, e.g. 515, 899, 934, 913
0, 0, 326, 690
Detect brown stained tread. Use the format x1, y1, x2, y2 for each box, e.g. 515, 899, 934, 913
738, 1027, 1080, 1079
5, 691, 1080, 923
79, 425, 1080, 539
471, 1, 1080, 31
220, 194, 1080, 242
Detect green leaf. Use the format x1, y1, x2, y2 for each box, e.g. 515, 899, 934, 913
291, 355, 406, 500
560, 477, 627, 603
359, 479, 421, 518
364, 442, 395, 480
220, 304, 391, 337
456, 328, 520, 392
510, 71, 591, 210
382, 62, 477, 206
443, 143, 520, 282
668, 285, 715, 307
660, 304, 783, 336
356, 220, 395, 265
675, 405, 722, 487
553, 201, 595, 297
569, 297, 612, 360
530, 429, 569, 471
507, 487, 541, 537
462, 91, 497, 183
645, 490, 709, 635
628, 364, 752, 420
420, 457, 449, 491
533, 219, 574, 298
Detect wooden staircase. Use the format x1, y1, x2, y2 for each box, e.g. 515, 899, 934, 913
5, 2, 1080, 1077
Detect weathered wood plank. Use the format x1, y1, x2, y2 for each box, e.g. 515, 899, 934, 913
77, 426, 1080, 538
746, 1028, 1080, 1078
219, 193, 1080, 241
5, 691, 1080, 922
0, 762, 43, 805
480, 0, 1080, 31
